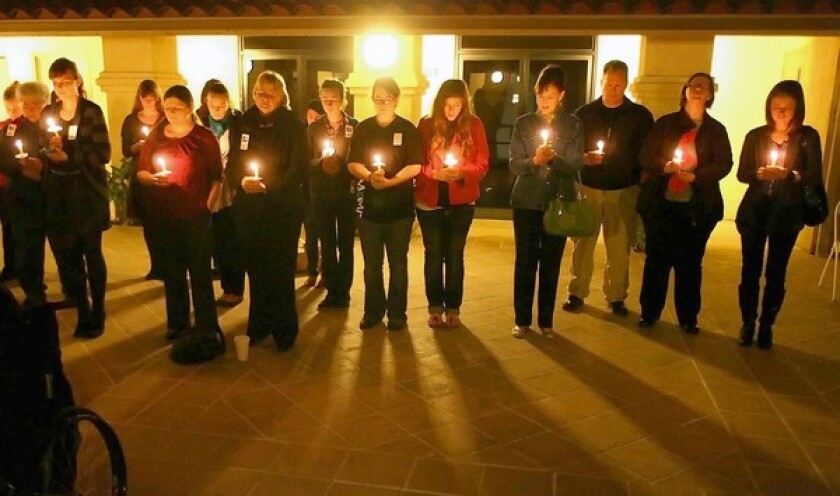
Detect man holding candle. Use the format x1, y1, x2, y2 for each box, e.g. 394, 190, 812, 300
306, 79, 358, 310
563, 60, 654, 317
348, 77, 424, 331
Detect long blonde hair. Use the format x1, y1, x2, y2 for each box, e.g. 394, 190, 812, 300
254, 70, 291, 110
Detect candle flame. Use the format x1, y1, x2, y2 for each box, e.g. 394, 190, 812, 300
444, 152, 457, 168
250, 161, 259, 178
373, 153, 383, 167
47, 117, 55, 127
15, 140, 23, 153
674, 148, 683, 163
141, 126, 150, 136
770, 149, 779, 167
540, 129, 549, 141
596, 140, 605, 154
156, 156, 167, 173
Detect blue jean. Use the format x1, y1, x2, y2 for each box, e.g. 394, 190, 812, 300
358, 216, 414, 323
416, 206, 475, 314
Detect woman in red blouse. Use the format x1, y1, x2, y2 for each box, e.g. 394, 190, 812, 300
415, 79, 489, 328
137, 85, 224, 364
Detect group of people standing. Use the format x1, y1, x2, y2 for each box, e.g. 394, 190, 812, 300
0, 56, 825, 365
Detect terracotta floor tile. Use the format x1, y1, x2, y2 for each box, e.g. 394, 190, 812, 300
479, 466, 553, 496
334, 451, 415, 488
406, 458, 484, 495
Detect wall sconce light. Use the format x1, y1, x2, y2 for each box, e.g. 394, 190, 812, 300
490, 71, 504, 84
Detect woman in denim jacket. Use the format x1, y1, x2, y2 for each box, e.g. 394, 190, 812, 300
509, 65, 583, 339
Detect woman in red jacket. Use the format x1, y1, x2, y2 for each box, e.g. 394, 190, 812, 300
416, 79, 489, 328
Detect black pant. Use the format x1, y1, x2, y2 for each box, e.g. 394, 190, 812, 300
238, 212, 301, 348
513, 208, 566, 329
640, 203, 713, 327
358, 216, 413, 323
417, 205, 475, 314
154, 214, 218, 332
47, 229, 107, 317
0, 186, 14, 274
14, 224, 46, 304
311, 196, 356, 302
739, 226, 796, 327
211, 207, 245, 296
303, 217, 320, 277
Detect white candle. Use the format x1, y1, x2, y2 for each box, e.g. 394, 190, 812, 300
443, 152, 458, 168
372, 153, 384, 169
250, 161, 260, 179
46, 117, 62, 135
141, 126, 150, 137
155, 156, 171, 176
14, 139, 26, 159
540, 129, 550, 147
322, 139, 335, 157
673, 148, 683, 165
596, 140, 605, 155
770, 149, 779, 167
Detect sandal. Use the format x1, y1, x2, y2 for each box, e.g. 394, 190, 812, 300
511, 326, 529, 339
537, 327, 557, 339
428, 313, 444, 328
445, 313, 461, 328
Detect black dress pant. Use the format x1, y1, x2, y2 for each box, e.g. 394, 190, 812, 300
211, 207, 245, 296
154, 214, 218, 332
311, 195, 356, 302
640, 202, 714, 327
47, 229, 107, 316
238, 210, 301, 349
739, 223, 796, 327
417, 205, 475, 314
0, 186, 14, 274
513, 208, 566, 329
303, 217, 320, 277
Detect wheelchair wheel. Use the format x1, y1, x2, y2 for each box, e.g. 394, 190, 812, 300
39, 407, 127, 496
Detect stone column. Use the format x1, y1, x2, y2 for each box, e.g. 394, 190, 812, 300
96, 35, 185, 162
630, 34, 715, 119
345, 35, 428, 123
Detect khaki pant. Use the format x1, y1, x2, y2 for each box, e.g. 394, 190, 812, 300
567, 184, 638, 303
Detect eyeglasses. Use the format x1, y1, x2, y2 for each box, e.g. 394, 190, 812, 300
321, 98, 341, 105
254, 91, 278, 100
373, 98, 395, 106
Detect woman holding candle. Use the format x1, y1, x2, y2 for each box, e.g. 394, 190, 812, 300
0, 82, 22, 283
307, 79, 358, 310
415, 79, 489, 328
120, 79, 164, 280
41, 58, 111, 339
227, 71, 307, 350
637, 72, 733, 333
348, 77, 425, 331
137, 85, 225, 363
735, 81, 823, 349
200, 81, 245, 309
509, 65, 584, 339
1, 82, 50, 307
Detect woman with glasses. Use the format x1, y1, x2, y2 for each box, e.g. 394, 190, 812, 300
415, 79, 489, 328
227, 71, 307, 351
509, 65, 583, 339
41, 58, 111, 339
347, 77, 425, 331
736, 81, 824, 349
120, 79, 164, 280
137, 85, 225, 363
637, 73, 733, 334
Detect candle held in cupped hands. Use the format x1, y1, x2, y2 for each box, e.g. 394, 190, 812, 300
443, 152, 458, 168
596, 140, 605, 155
141, 126, 150, 137
673, 148, 683, 165
769, 149, 780, 168
14, 140, 27, 159
322, 139, 335, 158
250, 161, 260, 179
46, 117, 62, 136
155, 156, 171, 177
372, 153, 385, 169
540, 129, 550, 147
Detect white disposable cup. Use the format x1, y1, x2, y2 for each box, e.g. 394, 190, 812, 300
234, 335, 250, 362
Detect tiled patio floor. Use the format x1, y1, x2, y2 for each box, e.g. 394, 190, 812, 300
4, 219, 840, 495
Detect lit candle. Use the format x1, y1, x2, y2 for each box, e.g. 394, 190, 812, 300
770, 149, 779, 168
540, 129, 550, 147
322, 139, 335, 158
372, 153, 384, 169
250, 161, 260, 179
141, 126, 150, 137
596, 140, 605, 155
14, 139, 27, 159
443, 152, 458, 168
46, 117, 62, 136
673, 148, 683, 165
155, 156, 171, 177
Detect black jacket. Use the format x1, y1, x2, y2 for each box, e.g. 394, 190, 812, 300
0, 118, 45, 225
638, 109, 733, 229
226, 106, 307, 223
306, 112, 359, 200
575, 97, 653, 190
736, 125, 823, 235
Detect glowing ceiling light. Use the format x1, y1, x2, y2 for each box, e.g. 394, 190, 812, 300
363, 34, 399, 69
490, 71, 504, 83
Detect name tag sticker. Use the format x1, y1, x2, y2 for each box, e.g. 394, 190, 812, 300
345, 125, 353, 138
393, 133, 402, 146
5, 124, 16, 137
68, 125, 78, 140
240, 134, 250, 150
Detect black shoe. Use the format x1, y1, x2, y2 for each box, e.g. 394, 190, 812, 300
360, 315, 382, 330
166, 327, 186, 341
738, 324, 755, 346
248, 332, 270, 347
90, 308, 106, 332
50, 297, 78, 311
386, 320, 406, 332
680, 323, 700, 335
562, 295, 584, 312
317, 296, 338, 310
170, 326, 225, 365
74, 317, 103, 339
756, 324, 773, 350
609, 301, 628, 317
638, 317, 657, 328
